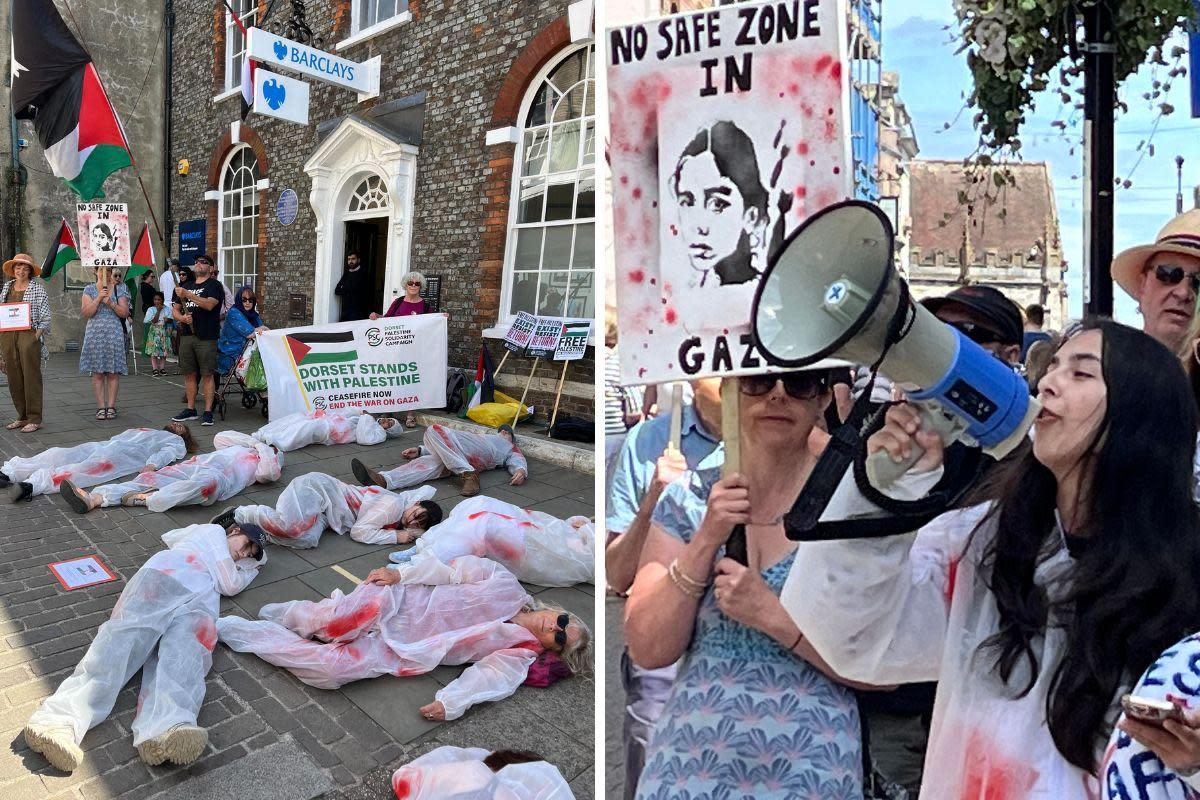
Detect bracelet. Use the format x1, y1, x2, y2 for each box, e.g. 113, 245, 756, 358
788, 630, 804, 651
667, 558, 709, 598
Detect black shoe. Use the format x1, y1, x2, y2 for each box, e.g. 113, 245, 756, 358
201, 411, 214, 426
351, 458, 385, 488
9, 482, 32, 503
0, 470, 10, 488
172, 408, 198, 422
210, 507, 236, 530
59, 480, 91, 514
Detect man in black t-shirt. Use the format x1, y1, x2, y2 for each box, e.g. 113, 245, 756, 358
171, 254, 225, 426
334, 251, 369, 321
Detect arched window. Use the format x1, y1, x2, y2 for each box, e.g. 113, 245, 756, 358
219, 145, 260, 290
504, 43, 595, 321
347, 175, 389, 215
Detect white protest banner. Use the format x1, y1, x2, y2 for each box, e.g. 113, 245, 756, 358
77, 203, 131, 268
504, 311, 538, 353
554, 320, 593, 361
254, 71, 310, 125
257, 315, 447, 419
608, 0, 851, 384
0, 302, 31, 332
527, 316, 566, 359
247, 28, 380, 97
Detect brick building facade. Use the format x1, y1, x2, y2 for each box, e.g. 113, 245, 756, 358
169, 0, 596, 422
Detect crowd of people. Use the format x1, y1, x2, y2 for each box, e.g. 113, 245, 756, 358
606, 207, 1200, 800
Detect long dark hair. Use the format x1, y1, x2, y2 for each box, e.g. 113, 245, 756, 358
974, 318, 1200, 770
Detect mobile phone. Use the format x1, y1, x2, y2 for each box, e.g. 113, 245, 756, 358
1120, 694, 1185, 725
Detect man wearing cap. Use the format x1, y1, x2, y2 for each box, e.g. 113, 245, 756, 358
0, 253, 52, 433
921, 285, 1024, 367
22, 520, 268, 772
1111, 209, 1200, 351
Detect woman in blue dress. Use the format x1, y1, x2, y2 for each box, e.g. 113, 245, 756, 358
79, 267, 131, 420
626, 365, 869, 800
217, 286, 268, 374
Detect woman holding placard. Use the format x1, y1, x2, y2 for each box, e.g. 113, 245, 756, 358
370, 271, 435, 428
79, 265, 130, 420
0, 253, 51, 433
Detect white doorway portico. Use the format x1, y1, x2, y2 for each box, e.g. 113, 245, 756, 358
304, 117, 418, 323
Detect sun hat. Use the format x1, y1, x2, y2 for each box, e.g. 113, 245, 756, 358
1111, 209, 1200, 299
2, 253, 39, 279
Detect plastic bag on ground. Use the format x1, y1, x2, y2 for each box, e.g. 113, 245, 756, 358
391, 496, 593, 586
467, 389, 532, 428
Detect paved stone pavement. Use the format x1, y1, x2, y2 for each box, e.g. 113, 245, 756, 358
0, 355, 595, 799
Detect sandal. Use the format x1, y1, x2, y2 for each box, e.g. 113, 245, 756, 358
95, 409, 106, 420
19, 423, 41, 433
5, 420, 26, 430
105, 408, 117, 420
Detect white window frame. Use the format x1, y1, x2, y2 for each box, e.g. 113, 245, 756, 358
349, 1, 410, 38
495, 41, 595, 334
223, 0, 257, 94
218, 144, 261, 291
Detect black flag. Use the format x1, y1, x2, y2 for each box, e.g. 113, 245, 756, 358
11, 0, 91, 119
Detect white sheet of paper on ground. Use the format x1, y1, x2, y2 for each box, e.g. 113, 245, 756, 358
48, 556, 118, 590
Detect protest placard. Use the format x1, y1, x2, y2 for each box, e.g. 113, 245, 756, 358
48, 556, 118, 591
76, 203, 130, 267
608, 0, 850, 384
258, 315, 448, 418
504, 311, 538, 353
527, 316, 567, 359
554, 320, 593, 361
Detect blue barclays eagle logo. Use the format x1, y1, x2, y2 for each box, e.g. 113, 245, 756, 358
273, 40, 288, 61
262, 79, 287, 111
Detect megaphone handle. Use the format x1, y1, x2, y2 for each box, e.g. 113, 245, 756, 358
864, 402, 965, 489
724, 524, 748, 566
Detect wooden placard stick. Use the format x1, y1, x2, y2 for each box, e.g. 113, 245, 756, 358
720, 377, 748, 566
511, 358, 539, 432
494, 349, 511, 379
667, 383, 684, 455
548, 361, 570, 429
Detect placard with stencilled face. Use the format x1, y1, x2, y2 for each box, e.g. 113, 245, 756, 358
608, 0, 851, 385
77, 203, 130, 268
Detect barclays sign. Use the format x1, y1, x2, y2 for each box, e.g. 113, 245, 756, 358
253, 71, 310, 125
246, 28, 380, 99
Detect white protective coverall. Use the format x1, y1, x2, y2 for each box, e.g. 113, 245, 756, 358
2, 428, 187, 497
218, 410, 402, 452
379, 424, 528, 490
217, 555, 541, 718
26, 524, 263, 747
234, 473, 436, 548
89, 436, 281, 513
390, 496, 593, 586
780, 469, 1119, 799
391, 746, 575, 800
1100, 631, 1200, 799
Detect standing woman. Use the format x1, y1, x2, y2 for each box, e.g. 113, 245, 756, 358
0, 254, 51, 433
143, 292, 170, 376
79, 265, 130, 420
371, 271, 434, 428
626, 365, 870, 799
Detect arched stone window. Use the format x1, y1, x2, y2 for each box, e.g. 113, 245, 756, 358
219, 144, 261, 289
503, 43, 595, 321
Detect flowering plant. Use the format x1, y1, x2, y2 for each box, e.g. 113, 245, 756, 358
954, 0, 1194, 150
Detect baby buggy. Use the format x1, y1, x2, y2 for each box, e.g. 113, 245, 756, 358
215, 337, 268, 420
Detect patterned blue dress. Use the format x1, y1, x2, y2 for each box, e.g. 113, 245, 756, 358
635, 469, 863, 800
78, 283, 130, 375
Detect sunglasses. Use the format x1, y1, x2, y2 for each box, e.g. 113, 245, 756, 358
241, 296, 255, 304
406, 281, 421, 287
553, 613, 570, 648
739, 372, 833, 400
947, 320, 1006, 346
1154, 264, 1200, 294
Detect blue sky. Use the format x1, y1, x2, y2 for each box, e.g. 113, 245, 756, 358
883, 0, 1197, 325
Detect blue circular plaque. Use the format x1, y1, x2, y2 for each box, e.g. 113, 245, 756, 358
277, 189, 299, 226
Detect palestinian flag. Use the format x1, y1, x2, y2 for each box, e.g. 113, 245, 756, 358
461, 345, 496, 417
285, 331, 358, 367
124, 222, 155, 297
224, 0, 258, 120
12, 1, 132, 201
40, 218, 79, 281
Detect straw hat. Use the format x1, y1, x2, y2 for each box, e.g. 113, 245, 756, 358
2, 253, 39, 279
1111, 209, 1200, 298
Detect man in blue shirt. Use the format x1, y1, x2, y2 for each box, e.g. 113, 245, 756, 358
606, 378, 722, 799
